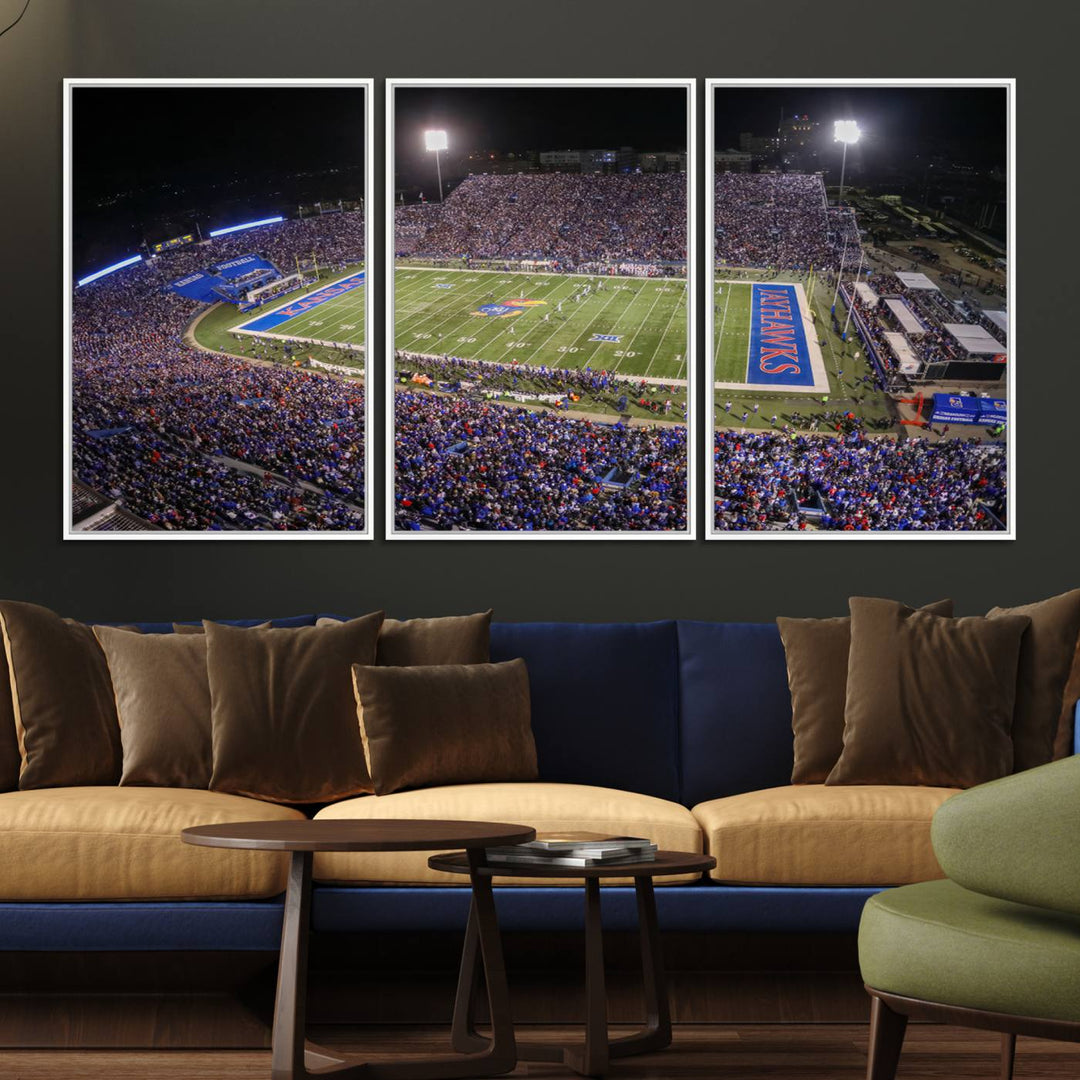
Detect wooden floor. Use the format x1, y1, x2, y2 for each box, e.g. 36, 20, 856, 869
2, 1025, 1080, 1079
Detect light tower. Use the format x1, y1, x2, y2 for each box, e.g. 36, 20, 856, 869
833, 119, 861, 206
424, 129, 448, 202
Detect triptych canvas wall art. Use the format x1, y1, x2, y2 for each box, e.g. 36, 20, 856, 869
64, 78, 1011, 541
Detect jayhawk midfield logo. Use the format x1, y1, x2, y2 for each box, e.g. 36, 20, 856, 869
471, 298, 547, 318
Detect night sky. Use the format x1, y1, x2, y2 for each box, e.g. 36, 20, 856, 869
72, 85, 366, 266
714, 86, 1007, 176
394, 86, 688, 189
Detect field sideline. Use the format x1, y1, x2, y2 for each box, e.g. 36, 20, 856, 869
395, 266, 688, 382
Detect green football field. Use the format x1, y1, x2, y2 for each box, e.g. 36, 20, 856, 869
395, 267, 688, 381
713, 279, 754, 382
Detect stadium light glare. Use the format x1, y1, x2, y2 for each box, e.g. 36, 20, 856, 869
833, 120, 861, 145
208, 215, 284, 238
833, 120, 860, 207
76, 254, 143, 287
424, 130, 448, 202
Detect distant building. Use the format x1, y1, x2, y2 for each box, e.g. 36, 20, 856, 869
714, 149, 753, 173
463, 149, 538, 174
537, 148, 685, 174
637, 150, 687, 173
781, 114, 819, 151
739, 132, 779, 154
539, 148, 620, 173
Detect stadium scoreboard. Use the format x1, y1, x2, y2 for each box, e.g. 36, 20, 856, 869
151, 233, 195, 254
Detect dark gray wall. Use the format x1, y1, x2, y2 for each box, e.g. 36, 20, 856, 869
0, 0, 1071, 623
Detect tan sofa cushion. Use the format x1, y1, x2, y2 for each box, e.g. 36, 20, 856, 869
0, 787, 305, 900
693, 784, 959, 886
313, 782, 702, 886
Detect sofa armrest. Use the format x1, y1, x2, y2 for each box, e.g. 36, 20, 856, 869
931, 756, 1080, 917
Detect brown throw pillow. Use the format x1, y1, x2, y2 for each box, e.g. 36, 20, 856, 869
0, 600, 121, 788
827, 598, 1030, 788
317, 611, 492, 666
1058, 639, 1080, 760
207, 613, 384, 803
172, 621, 271, 634
778, 599, 954, 784
0, 648, 18, 792
93, 626, 213, 788
987, 590, 1080, 772
352, 659, 536, 796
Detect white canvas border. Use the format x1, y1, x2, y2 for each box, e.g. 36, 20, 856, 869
384, 78, 697, 541
62, 77, 375, 541
704, 78, 1016, 541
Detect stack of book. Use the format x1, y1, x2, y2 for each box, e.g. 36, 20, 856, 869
484, 832, 657, 868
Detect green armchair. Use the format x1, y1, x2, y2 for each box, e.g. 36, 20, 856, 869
859, 755, 1080, 1080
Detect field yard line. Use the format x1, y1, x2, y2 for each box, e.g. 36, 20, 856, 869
503, 277, 606, 363
394, 273, 504, 334
395, 270, 523, 328
607, 282, 668, 373
400, 273, 563, 343
473, 276, 582, 359
394, 272, 495, 322
277, 290, 366, 342
642, 285, 687, 378
715, 281, 733, 358
565, 280, 639, 369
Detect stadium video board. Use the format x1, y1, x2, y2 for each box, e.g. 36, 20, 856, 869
150, 233, 195, 254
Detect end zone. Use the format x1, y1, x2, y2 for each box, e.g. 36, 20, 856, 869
714, 280, 829, 395
232, 270, 365, 351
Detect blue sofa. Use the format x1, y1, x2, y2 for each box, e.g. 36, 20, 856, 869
3, 617, 1074, 954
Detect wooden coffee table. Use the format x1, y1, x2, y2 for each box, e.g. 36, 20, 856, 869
183, 819, 535, 1080
429, 849, 716, 1078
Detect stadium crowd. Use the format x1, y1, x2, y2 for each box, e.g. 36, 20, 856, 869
394, 391, 686, 531
714, 427, 1006, 531
159, 211, 365, 280
714, 173, 837, 270
72, 219, 367, 531
394, 173, 686, 267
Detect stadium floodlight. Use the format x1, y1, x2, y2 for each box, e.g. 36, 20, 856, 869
424, 129, 448, 202
76, 254, 143, 287
208, 215, 285, 238
833, 120, 861, 207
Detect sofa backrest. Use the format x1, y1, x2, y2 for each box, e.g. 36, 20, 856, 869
490, 620, 681, 802
121, 615, 317, 634
676, 621, 794, 807
112, 614, 799, 808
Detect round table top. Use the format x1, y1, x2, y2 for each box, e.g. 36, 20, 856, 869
428, 849, 715, 879
181, 819, 536, 853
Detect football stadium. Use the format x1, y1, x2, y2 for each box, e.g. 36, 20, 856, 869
710, 97, 1009, 535
71, 211, 367, 533
392, 162, 691, 534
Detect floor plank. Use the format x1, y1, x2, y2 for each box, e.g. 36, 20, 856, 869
1, 1024, 1078, 1079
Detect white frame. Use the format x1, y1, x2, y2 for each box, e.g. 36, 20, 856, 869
385, 78, 697, 541
63, 77, 375, 541
705, 78, 1015, 541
